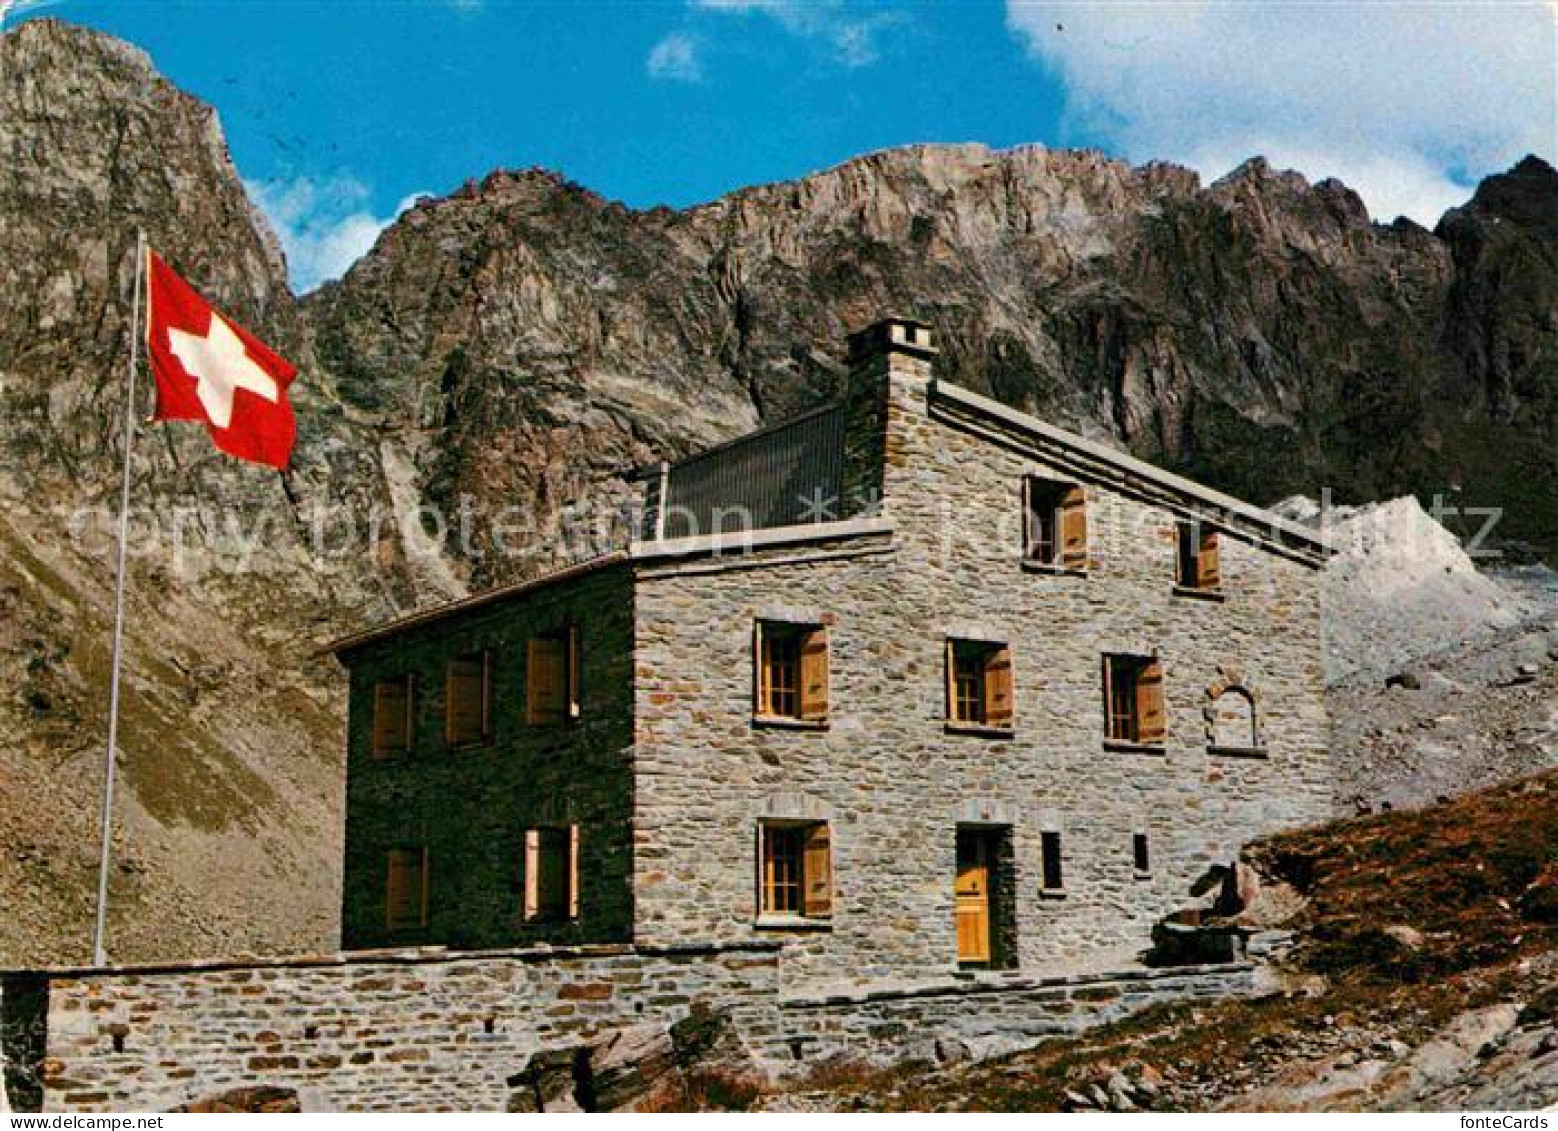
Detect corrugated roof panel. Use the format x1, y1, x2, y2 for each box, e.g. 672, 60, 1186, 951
644, 405, 845, 540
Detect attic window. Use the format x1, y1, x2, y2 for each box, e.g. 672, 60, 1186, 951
527, 626, 580, 726
945, 640, 1014, 731
1176, 521, 1222, 592
1024, 478, 1088, 569
371, 675, 414, 759
445, 650, 493, 746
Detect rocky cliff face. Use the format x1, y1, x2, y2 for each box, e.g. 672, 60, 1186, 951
0, 17, 1554, 965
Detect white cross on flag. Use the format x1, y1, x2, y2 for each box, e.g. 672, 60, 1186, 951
145, 250, 297, 469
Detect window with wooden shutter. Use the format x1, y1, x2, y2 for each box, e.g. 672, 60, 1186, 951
759, 821, 831, 919
385, 847, 428, 930
526, 631, 570, 726
947, 640, 1014, 730
1176, 522, 1222, 591
1040, 831, 1064, 892
1024, 478, 1087, 569
524, 825, 579, 922
371, 675, 414, 759
756, 622, 825, 722
445, 650, 491, 746
1104, 654, 1166, 746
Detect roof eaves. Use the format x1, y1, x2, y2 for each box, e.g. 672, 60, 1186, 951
929, 379, 1334, 559
316, 551, 630, 660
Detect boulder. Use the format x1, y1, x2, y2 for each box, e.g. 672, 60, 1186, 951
1384, 924, 1425, 950
588, 1023, 682, 1112
506, 1048, 586, 1112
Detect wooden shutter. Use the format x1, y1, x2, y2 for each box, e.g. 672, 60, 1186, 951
802, 823, 833, 918
1198, 529, 1221, 589
983, 646, 1014, 727
523, 829, 540, 920
480, 650, 493, 738
798, 627, 829, 721
945, 639, 958, 721
371, 678, 410, 758
1102, 655, 1119, 740
567, 624, 582, 720
753, 621, 766, 715
1136, 658, 1166, 744
527, 636, 566, 725
1059, 485, 1088, 568
756, 822, 769, 915
446, 653, 487, 744
386, 848, 427, 929
568, 824, 580, 920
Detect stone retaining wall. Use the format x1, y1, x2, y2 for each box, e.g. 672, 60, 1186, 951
0, 942, 779, 1113
739, 963, 1257, 1069
2, 945, 1259, 1112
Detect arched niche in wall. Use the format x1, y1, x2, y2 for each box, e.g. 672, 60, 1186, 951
1204, 667, 1265, 757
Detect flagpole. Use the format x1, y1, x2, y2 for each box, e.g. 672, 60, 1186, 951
92, 230, 146, 968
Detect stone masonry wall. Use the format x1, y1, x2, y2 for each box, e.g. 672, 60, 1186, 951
0, 943, 778, 1113
737, 962, 1257, 1068
1, 948, 1259, 1112
630, 342, 1330, 982
339, 562, 636, 951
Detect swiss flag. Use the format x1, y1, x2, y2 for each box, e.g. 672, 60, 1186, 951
145, 250, 298, 470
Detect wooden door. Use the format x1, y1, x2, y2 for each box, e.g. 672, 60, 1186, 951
955, 832, 991, 963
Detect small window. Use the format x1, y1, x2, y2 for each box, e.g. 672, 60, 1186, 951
526, 626, 580, 726
1040, 831, 1064, 892
385, 847, 429, 930
524, 825, 579, 922
945, 640, 1014, 729
371, 675, 414, 759
1024, 478, 1088, 568
759, 821, 832, 919
1176, 521, 1221, 591
755, 622, 828, 722
1132, 832, 1151, 875
445, 650, 492, 746
1103, 654, 1166, 746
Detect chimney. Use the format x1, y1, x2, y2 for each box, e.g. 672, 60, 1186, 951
840, 316, 937, 517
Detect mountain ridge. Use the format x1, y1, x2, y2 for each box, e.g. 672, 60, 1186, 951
0, 15, 1553, 965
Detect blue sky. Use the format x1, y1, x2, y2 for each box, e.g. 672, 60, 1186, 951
6, 1, 1552, 291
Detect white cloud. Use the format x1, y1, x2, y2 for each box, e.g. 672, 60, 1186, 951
246, 174, 423, 293
692, 0, 902, 68
1007, 1, 1557, 223
647, 32, 704, 82
0, 0, 63, 25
